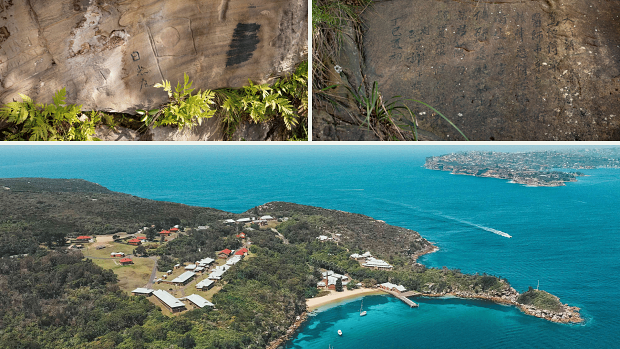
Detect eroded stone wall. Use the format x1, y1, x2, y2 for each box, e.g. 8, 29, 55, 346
362, 0, 620, 140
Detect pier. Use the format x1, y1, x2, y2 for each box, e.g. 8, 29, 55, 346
384, 290, 420, 307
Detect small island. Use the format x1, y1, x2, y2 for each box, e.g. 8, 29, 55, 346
0, 178, 583, 349
425, 148, 620, 187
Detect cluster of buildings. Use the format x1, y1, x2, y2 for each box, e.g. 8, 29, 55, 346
223, 215, 275, 226
156, 248, 249, 288
130, 288, 214, 313
350, 252, 394, 270
128, 236, 147, 246
317, 270, 350, 289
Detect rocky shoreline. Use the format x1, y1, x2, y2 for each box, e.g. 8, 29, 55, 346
267, 312, 308, 349
416, 289, 583, 324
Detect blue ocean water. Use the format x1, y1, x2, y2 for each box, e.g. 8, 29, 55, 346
0, 145, 618, 348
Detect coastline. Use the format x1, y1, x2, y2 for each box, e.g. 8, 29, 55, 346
411, 244, 439, 263
306, 288, 386, 311
271, 288, 583, 349
266, 288, 386, 349
270, 243, 582, 348
415, 292, 583, 324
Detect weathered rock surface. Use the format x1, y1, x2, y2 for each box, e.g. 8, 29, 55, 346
0, 0, 307, 140
360, 0, 620, 140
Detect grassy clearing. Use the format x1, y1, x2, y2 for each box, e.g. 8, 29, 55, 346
91, 257, 154, 293
82, 242, 135, 258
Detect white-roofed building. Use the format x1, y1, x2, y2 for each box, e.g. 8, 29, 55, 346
170, 271, 196, 285
260, 215, 275, 220
195, 266, 205, 273
236, 218, 251, 223
327, 276, 349, 289
196, 226, 208, 230
378, 282, 407, 294
184, 264, 197, 270
196, 279, 215, 290
207, 265, 229, 280
198, 257, 215, 266
226, 255, 242, 266
362, 257, 393, 270
317, 281, 326, 288
131, 288, 154, 296
321, 270, 348, 281
184, 294, 214, 308
316, 235, 330, 242
153, 290, 186, 313
224, 219, 236, 224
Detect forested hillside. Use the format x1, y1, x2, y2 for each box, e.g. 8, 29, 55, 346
0, 178, 230, 257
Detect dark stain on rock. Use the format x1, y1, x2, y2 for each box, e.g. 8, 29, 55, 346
226, 23, 260, 67
0, 26, 9, 44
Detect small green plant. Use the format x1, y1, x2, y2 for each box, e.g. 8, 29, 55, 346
145, 73, 216, 129
346, 81, 469, 141
215, 61, 308, 139
0, 88, 102, 141
312, 0, 370, 100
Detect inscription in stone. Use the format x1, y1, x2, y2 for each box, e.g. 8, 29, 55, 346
363, 0, 620, 140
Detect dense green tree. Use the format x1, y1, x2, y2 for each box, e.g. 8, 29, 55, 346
335, 277, 343, 292
179, 334, 196, 348
134, 245, 147, 256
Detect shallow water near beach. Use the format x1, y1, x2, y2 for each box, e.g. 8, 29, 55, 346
1, 145, 618, 348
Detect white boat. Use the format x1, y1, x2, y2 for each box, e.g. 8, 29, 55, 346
360, 299, 367, 316
338, 329, 342, 336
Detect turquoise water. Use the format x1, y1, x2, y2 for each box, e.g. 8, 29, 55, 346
0, 145, 618, 348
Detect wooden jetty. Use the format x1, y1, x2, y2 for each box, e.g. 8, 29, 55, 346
384, 290, 420, 307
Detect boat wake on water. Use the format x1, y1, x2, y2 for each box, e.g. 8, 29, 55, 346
371, 197, 512, 239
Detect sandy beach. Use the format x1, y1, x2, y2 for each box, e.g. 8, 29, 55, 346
306, 288, 386, 310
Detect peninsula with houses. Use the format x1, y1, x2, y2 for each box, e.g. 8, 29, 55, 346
425, 148, 620, 187
0, 178, 583, 349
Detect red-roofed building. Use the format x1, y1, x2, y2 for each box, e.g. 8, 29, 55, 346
76, 236, 91, 242
218, 249, 232, 259
159, 230, 171, 236
119, 258, 133, 265
128, 238, 141, 246
170, 227, 179, 232
236, 233, 246, 239
235, 248, 249, 256
137, 236, 147, 240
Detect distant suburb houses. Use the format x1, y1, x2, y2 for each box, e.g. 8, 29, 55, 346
350, 251, 394, 270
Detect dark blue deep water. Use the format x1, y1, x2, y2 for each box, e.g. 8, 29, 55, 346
0, 145, 618, 348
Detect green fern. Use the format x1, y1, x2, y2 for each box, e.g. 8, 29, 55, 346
0, 88, 101, 141
149, 73, 216, 129
215, 60, 308, 137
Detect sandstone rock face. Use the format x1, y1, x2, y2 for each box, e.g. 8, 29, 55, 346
362, 0, 620, 140
0, 0, 307, 123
